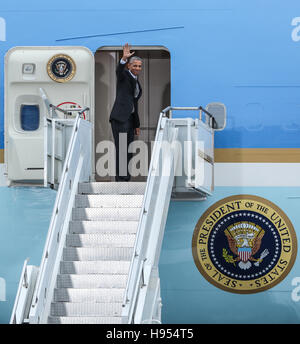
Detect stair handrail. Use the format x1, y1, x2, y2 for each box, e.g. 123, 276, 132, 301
133, 123, 179, 324
10, 258, 29, 324
162, 105, 216, 127
10, 258, 40, 324
28, 114, 92, 323
123, 105, 215, 323
121, 111, 164, 322
122, 109, 179, 323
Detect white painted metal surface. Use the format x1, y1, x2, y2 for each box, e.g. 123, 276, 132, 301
4, 46, 94, 184
168, 108, 216, 200
10, 259, 39, 324
195, 120, 214, 195
215, 163, 300, 187
122, 112, 179, 324
28, 115, 92, 323
12, 106, 219, 324
122, 107, 220, 323
48, 181, 145, 324
44, 117, 77, 188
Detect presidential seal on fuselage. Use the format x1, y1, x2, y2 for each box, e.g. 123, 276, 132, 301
47, 54, 76, 83
192, 195, 297, 294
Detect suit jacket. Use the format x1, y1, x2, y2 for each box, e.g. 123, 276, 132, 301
109, 61, 142, 128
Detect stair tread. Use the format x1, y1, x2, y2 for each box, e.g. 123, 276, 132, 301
50, 302, 123, 316
72, 207, 141, 221
54, 288, 125, 302
48, 316, 123, 324
46, 181, 146, 323
69, 220, 139, 234
66, 233, 136, 247
60, 260, 130, 274
78, 182, 146, 195
75, 194, 144, 208
63, 247, 133, 261
57, 274, 128, 288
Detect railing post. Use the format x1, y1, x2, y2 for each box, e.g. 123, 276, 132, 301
51, 119, 55, 186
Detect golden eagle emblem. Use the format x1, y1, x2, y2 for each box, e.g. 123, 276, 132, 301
224, 222, 269, 270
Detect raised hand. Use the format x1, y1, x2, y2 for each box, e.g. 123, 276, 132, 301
122, 43, 135, 61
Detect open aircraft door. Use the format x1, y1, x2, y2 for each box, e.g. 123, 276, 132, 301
4, 46, 94, 184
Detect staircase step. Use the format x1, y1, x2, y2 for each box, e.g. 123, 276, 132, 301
72, 208, 141, 221
57, 274, 127, 288
66, 234, 136, 248
50, 302, 122, 316
69, 220, 139, 234
60, 261, 130, 275
46, 181, 147, 323
63, 247, 133, 261
78, 182, 146, 195
54, 288, 125, 303
48, 316, 122, 324
75, 194, 144, 208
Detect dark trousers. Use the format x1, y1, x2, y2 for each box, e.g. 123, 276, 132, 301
111, 117, 135, 181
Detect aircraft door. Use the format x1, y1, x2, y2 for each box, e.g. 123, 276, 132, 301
4, 46, 94, 184
94, 48, 170, 182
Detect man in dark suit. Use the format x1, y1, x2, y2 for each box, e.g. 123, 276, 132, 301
110, 43, 142, 181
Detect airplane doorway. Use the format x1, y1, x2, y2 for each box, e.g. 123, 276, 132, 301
94, 47, 170, 181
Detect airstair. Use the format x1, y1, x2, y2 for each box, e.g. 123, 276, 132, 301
48, 181, 145, 324
10, 104, 226, 324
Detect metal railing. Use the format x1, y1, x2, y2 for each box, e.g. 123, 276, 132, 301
44, 117, 78, 189
49, 104, 89, 119
122, 106, 219, 323
39, 88, 89, 120
10, 258, 29, 324
162, 105, 215, 127
42, 90, 90, 190
10, 259, 39, 324
122, 109, 179, 323
28, 115, 92, 323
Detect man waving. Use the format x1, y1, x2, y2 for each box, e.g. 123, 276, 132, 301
109, 43, 143, 181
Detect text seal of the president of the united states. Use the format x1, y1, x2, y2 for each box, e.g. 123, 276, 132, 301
192, 195, 297, 294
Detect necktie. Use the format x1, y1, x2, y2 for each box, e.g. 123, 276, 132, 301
135, 81, 140, 98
